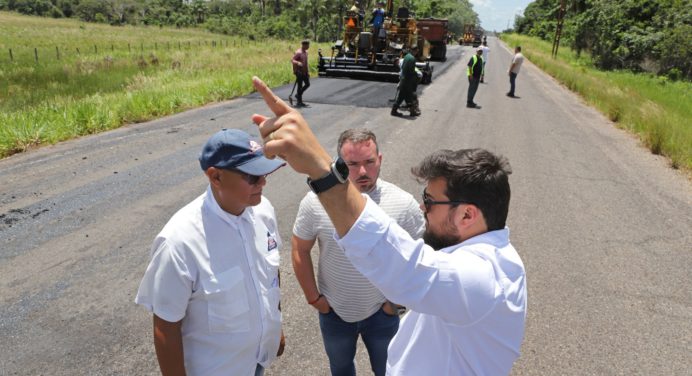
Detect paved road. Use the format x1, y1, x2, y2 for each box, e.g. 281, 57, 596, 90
1, 40, 690, 375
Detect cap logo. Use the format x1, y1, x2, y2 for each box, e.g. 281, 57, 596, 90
249, 140, 262, 153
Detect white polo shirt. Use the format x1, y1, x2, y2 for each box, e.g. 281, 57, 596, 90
337, 196, 527, 375
135, 186, 282, 376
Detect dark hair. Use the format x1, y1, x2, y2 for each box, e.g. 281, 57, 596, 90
516, 46, 521, 52
411, 149, 512, 230
337, 128, 379, 156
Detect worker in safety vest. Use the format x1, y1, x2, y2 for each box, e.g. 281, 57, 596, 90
466, 47, 484, 108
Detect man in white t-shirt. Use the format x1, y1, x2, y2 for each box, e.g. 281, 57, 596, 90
507, 46, 524, 98
251, 76, 527, 376
292, 128, 425, 376
135, 129, 286, 376
480, 40, 490, 83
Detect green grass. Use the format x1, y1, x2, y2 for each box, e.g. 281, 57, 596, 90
501, 34, 691, 171
0, 12, 328, 157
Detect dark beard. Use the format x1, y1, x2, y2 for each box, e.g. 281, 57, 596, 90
423, 230, 460, 251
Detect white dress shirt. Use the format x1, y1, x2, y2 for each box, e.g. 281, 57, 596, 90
337, 196, 527, 375
135, 186, 282, 376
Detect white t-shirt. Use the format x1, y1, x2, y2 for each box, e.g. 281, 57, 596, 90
293, 179, 425, 322
337, 197, 527, 375
135, 187, 282, 376
481, 45, 490, 62
510, 52, 524, 74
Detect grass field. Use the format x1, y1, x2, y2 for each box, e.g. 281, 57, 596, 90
0, 12, 327, 157
501, 34, 691, 171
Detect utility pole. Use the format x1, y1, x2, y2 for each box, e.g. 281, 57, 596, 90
551, 0, 566, 58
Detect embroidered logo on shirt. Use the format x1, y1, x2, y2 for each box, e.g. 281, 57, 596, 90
267, 231, 277, 252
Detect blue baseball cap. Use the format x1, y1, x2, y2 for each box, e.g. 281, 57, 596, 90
199, 129, 285, 175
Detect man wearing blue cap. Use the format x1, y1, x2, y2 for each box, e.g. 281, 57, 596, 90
135, 129, 286, 376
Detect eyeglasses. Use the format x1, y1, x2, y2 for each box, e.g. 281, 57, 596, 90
230, 169, 265, 185
422, 190, 468, 212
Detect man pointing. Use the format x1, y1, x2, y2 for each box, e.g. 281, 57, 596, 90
251, 76, 527, 375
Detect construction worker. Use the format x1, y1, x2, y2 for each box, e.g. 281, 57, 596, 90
292, 39, 310, 107
466, 47, 483, 108
371, 2, 386, 40
479, 41, 490, 83
391, 47, 421, 117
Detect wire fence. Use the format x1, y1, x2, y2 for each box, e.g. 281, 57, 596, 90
2, 38, 267, 65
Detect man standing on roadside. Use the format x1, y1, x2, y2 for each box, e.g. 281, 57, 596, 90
480, 40, 490, 83
292, 39, 311, 107
135, 128, 286, 376
292, 128, 425, 376
251, 76, 527, 375
467, 47, 484, 108
507, 46, 524, 98
392, 47, 421, 117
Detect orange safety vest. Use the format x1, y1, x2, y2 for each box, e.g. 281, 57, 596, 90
347, 17, 356, 27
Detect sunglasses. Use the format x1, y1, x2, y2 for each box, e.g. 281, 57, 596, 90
230, 169, 266, 185
421, 190, 468, 212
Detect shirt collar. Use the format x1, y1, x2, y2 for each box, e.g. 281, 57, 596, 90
441, 227, 510, 254
204, 185, 254, 228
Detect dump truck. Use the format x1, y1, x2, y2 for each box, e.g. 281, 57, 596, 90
416, 18, 448, 61
317, 0, 433, 84
472, 28, 483, 47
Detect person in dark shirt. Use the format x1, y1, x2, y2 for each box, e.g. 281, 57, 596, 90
391, 47, 421, 117
466, 47, 484, 108
291, 39, 310, 107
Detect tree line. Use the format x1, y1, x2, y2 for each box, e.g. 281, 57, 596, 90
513, 0, 691, 80
1, 0, 477, 42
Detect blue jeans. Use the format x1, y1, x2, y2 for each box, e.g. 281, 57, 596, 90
509, 72, 517, 95
319, 306, 399, 376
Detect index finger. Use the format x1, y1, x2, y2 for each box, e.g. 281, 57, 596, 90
252, 76, 293, 117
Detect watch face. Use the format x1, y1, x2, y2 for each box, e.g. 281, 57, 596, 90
334, 157, 349, 181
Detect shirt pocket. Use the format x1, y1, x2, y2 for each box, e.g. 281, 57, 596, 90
202, 266, 250, 333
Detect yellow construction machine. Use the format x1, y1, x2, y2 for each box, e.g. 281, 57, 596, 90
318, 0, 433, 84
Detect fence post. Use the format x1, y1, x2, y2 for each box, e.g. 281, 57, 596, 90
94, 44, 97, 54
178, 41, 181, 50
76, 47, 80, 55
9, 48, 13, 62
56, 46, 60, 60
111, 44, 114, 51
155, 42, 157, 50
140, 43, 143, 52
128, 43, 131, 53
34, 47, 38, 63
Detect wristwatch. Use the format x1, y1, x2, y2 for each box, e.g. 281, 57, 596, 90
307, 157, 349, 194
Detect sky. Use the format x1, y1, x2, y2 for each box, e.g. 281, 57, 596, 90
469, 0, 533, 32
